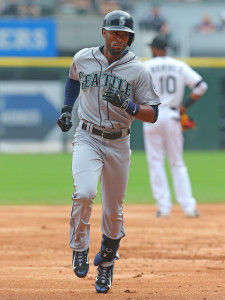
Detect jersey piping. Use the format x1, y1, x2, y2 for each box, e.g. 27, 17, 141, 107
106, 54, 136, 128
92, 48, 103, 126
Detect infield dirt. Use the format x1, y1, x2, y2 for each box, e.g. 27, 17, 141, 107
0, 204, 224, 300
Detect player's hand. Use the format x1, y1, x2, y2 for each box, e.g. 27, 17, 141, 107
103, 86, 129, 110
180, 113, 196, 131
57, 105, 73, 132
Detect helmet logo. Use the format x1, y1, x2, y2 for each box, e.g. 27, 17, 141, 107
119, 16, 126, 26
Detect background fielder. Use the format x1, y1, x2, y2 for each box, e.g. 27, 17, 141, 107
57, 10, 160, 294
143, 35, 208, 218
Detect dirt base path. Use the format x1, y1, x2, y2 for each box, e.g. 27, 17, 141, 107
0, 204, 224, 300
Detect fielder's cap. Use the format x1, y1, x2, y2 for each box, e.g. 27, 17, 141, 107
147, 35, 168, 49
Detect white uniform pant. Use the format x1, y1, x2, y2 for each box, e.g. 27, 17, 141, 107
143, 107, 196, 213
69, 127, 131, 251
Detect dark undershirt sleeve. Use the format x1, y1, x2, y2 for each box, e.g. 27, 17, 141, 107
64, 77, 80, 107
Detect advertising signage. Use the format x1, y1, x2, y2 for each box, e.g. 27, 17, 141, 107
0, 18, 57, 56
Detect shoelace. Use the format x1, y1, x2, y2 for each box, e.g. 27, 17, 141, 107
76, 251, 87, 266
98, 266, 109, 282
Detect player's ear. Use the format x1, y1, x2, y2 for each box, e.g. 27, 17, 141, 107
151, 46, 157, 56
102, 28, 106, 38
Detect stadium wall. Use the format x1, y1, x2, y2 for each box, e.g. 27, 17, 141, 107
0, 57, 224, 152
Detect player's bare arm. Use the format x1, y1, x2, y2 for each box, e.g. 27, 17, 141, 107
135, 104, 157, 123
180, 80, 208, 114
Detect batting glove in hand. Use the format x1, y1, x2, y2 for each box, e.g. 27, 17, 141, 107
103, 86, 129, 110
57, 105, 73, 132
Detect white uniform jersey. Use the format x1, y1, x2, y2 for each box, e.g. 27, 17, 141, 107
144, 56, 202, 109
143, 55, 207, 215
69, 47, 160, 129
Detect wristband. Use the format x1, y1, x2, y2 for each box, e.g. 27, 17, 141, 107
151, 105, 159, 123
183, 97, 195, 109
62, 105, 73, 113
124, 101, 140, 116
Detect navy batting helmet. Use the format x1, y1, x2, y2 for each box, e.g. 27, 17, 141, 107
102, 10, 135, 46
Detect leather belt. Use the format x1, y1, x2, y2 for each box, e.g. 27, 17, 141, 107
82, 123, 130, 140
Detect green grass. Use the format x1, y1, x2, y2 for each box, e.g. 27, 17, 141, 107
0, 151, 224, 205
127, 150, 225, 204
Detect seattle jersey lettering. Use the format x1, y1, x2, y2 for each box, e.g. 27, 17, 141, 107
79, 72, 132, 96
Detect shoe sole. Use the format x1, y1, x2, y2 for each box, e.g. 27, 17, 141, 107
73, 266, 89, 278
95, 283, 110, 293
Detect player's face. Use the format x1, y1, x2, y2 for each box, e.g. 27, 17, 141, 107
104, 30, 130, 55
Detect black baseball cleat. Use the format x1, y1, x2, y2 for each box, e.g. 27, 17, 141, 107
95, 264, 114, 293
72, 248, 89, 278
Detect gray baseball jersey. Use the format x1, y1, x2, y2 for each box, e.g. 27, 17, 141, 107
69, 47, 160, 251
69, 47, 160, 129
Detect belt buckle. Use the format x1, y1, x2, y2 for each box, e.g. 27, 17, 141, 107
102, 131, 113, 139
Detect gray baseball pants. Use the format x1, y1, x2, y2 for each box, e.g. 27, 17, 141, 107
69, 126, 131, 251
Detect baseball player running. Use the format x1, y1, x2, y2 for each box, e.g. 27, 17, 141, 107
143, 35, 208, 218
57, 10, 160, 293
